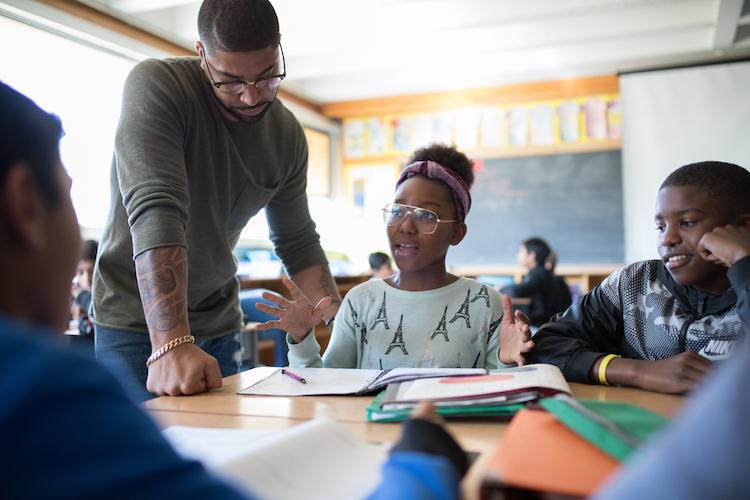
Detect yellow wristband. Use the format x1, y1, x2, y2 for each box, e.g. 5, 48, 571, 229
597, 354, 620, 386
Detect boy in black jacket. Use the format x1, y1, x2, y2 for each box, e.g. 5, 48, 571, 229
522, 161, 750, 394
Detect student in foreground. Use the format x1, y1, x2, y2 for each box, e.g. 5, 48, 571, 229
521, 161, 749, 393
0, 81, 467, 500
594, 224, 750, 499
257, 144, 533, 369
500, 237, 572, 328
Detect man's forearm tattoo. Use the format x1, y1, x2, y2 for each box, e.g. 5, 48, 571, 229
319, 265, 342, 304
135, 247, 188, 334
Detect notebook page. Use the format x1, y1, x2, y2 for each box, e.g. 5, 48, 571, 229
395, 364, 570, 401
238, 367, 382, 396
373, 367, 486, 388
163, 426, 276, 466
218, 417, 388, 499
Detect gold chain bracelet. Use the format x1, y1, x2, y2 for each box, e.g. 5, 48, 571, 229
146, 334, 196, 367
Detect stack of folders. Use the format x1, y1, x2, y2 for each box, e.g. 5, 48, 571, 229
480, 396, 668, 498
367, 364, 572, 422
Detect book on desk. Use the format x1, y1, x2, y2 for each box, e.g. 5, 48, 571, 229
367, 364, 571, 422
237, 366, 488, 396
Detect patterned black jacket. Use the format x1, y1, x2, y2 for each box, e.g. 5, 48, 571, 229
527, 257, 750, 382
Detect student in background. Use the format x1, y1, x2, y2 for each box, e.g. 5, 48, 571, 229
516, 161, 749, 394
369, 251, 394, 279
0, 81, 469, 500
257, 144, 533, 369
595, 224, 750, 499
71, 239, 97, 336
500, 237, 572, 328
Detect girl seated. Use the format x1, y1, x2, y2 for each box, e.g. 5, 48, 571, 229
255, 144, 532, 369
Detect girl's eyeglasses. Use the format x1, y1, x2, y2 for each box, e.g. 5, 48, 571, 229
381, 203, 459, 235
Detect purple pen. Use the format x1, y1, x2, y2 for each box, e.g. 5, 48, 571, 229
281, 368, 307, 384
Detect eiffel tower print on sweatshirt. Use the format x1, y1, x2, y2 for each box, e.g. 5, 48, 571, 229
431, 305, 449, 341
348, 299, 360, 329
471, 285, 490, 308
359, 321, 368, 351
449, 290, 472, 328
385, 314, 408, 355
487, 317, 502, 344
370, 291, 390, 330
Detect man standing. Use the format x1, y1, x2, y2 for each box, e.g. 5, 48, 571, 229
93, 0, 339, 398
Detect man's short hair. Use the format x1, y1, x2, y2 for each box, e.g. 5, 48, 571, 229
0, 81, 63, 208
660, 161, 750, 212
368, 252, 391, 271
198, 0, 280, 53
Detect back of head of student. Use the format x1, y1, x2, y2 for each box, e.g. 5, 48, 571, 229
0, 81, 80, 332
368, 251, 393, 278
517, 237, 553, 271
656, 161, 750, 294
386, 144, 474, 275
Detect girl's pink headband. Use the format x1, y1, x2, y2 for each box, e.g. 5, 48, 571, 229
395, 160, 472, 221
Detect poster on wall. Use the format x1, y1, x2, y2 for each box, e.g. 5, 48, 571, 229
342, 93, 621, 159
344, 119, 366, 158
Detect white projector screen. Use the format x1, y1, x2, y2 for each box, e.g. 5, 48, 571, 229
620, 61, 750, 263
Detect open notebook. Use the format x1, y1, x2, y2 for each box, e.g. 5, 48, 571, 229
238, 366, 486, 396
367, 364, 571, 421
163, 418, 388, 500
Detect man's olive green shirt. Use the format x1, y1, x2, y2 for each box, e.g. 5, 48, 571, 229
93, 57, 326, 338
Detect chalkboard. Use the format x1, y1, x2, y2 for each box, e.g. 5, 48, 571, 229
447, 151, 624, 266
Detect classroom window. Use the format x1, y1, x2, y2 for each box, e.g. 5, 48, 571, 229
0, 15, 136, 234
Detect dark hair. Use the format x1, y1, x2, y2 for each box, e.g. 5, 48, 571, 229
407, 143, 474, 188
0, 81, 63, 208
81, 239, 98, 261
660, 161, 750, 212
368, 251, 391, 271
522, 237, 552, 269
198, 0, 281, 53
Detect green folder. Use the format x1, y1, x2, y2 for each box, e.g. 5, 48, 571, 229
540, 395, 668, 462
366, 391, 525, 422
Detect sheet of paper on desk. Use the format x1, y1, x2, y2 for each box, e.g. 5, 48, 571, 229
238, 367, 382, 396
163, 418, 387, 500
393, 363, 571, 402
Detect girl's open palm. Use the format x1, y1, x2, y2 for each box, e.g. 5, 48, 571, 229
254, 277, 333, 342
498, 294, 535, 365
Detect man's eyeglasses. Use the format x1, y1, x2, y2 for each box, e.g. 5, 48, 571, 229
203, 44, 286, 95
381, 203, 459, 235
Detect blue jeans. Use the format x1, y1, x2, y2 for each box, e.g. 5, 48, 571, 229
239, 289, 288, 366
94, 325, 241, 402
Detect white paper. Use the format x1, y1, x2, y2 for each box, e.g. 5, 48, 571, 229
164, 418, 388, 500
238, 367, 382, 396
394, 364, 571, 402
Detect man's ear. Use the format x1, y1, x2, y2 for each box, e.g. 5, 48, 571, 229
0, 163, 48, 250
450, 222, 467, 246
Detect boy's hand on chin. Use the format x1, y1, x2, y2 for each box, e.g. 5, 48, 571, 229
697, 224, 750, 267
253, 277, 332, 342
635, 351, 712, 394
498, 295, 535, 365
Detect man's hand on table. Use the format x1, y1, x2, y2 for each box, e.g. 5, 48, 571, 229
146, 343, 223, 396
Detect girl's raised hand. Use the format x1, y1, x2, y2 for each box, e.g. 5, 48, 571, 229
254, 277, 333, 342
498, 294, 535, 366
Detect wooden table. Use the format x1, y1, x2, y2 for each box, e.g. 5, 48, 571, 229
144, 371, 685, 499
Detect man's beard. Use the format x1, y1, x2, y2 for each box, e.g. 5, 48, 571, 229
212, 91, 275, 123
